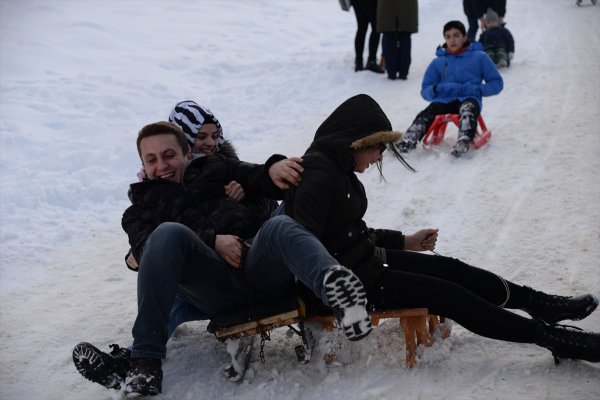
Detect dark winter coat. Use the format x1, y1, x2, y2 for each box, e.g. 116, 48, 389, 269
123, 153, 284, 265
420, 41, 503, 110
479, 26, 514, 54
376, 0, 418, 33
284, 94, 405, 291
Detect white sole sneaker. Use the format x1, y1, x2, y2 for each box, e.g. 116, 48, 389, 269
323, 265, 372, 341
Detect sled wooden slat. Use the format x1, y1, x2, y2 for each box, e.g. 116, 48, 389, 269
214, 309, 300, 339
304, 308, 430, 328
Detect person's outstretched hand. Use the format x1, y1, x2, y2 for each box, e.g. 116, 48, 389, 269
269, 157, 303, 189
404, 229, 439, 252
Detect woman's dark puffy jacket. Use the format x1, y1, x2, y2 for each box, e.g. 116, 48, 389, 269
285, 94, 405, 290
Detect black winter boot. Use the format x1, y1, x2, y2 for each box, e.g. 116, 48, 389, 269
124, 357, 163, 396
365, 60, 384, 74
354, 58, 364, 72
522, 286, 598, 324
72, 342, 131, 390
535, 322, 600, 364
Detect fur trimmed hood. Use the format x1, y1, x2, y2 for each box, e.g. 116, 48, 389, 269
218, 139, 239, 160
350, 131, 403, 150
306, 94, 403, 170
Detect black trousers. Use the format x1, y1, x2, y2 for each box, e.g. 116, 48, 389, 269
352, 0, 380, 62
368, 250, 539, 343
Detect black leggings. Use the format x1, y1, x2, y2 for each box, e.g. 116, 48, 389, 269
352, 0, 379, 62
368, 250, 539, 343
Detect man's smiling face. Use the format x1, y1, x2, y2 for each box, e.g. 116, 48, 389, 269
140, 133, 191, 182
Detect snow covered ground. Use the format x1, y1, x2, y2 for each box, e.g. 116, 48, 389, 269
1, 0, 599, 399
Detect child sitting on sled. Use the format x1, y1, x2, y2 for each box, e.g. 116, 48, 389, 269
396, 20, 503, 157
479, 8, 515, 68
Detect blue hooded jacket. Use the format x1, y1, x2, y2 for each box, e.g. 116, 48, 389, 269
420, 41, 503, 110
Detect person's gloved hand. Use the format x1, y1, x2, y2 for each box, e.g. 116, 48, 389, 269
458, 83, 480, 98
434, 82, 461, 97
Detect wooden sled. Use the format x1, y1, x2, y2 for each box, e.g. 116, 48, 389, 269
214, 307, 451, 369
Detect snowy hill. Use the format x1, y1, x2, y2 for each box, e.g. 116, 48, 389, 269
0, 1, 599, 399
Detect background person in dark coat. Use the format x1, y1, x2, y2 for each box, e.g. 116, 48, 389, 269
376, 0, 418, 80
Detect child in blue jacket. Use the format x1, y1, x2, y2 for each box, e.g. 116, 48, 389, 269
396, 20, 503, 157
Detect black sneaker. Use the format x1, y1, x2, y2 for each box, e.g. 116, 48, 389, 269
523, 287, 599, 324
72, 342, 131, 390
365, 60, 384, 74
124, 357, 162, 396
323, 265, 372, 341
354, 59, 364, 72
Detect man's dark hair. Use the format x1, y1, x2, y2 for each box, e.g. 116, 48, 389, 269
443, 20, 467, 36
136, 121, 190, 158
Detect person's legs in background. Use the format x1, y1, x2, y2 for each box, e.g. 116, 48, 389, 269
396, 31, 412, 79
352, 0, 369, 71
466, 14, 479, 42
364, 0, 383, 73
381, 32, 398, 80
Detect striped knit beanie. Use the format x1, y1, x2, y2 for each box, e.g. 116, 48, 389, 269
168, 100, 224, 148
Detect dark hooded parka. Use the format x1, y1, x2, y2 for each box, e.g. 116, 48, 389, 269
285, 94, 406, 291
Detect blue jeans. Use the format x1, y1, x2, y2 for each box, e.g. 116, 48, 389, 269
382, 31, 412, 79
166, 294, 208, 337
132, 215, 339, 359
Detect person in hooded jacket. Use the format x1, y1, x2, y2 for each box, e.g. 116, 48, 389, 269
396, 20, 503, 157
284, 93, 599, 368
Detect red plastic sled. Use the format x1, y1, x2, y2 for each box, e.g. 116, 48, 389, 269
421, 114, 492, 149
